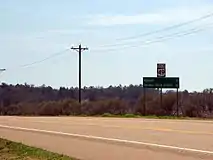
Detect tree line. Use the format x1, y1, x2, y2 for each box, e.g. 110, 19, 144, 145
0, 83, 213, 118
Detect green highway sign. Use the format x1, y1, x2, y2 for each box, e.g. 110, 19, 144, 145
143, 77, 179, 88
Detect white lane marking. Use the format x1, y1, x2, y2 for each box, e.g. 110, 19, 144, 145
0, 124, 213, 156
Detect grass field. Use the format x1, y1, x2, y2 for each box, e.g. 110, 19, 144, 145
0, 138, 77, 160
99, 113, 213, 120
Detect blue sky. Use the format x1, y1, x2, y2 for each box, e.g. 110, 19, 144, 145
1, 0, 213, 91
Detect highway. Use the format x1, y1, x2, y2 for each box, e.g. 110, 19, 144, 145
0, 116, 213, 160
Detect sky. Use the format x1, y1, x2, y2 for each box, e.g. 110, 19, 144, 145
1, 0, 213, 91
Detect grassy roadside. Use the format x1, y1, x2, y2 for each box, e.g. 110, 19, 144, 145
0, 138, 77, 160
4, 114, 213, 121
98, 113, 213, 120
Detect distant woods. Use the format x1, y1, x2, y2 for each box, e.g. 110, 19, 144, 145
0, 83, 213, 118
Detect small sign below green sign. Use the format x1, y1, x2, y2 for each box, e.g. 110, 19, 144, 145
143, 77, 179, 88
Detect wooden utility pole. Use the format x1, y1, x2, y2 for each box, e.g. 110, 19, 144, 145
71, 44, 88, 104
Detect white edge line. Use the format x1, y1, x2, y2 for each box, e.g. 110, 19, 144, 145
0, 124, 213, 155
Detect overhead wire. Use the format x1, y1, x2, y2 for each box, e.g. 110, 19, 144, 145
94, 25, 207, 49
91, 22, 213, 53
5, 49, 70, 72
95, 12, 213, 48
115, 12, 213, 41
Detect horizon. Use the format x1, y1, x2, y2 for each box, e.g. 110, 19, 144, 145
0, 82, 207, 93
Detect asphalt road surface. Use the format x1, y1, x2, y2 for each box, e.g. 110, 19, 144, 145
0, 116, 213, 160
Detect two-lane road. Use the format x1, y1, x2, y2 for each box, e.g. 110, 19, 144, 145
0, 116, 213, 160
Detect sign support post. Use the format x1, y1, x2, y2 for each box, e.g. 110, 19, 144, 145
143, 87, 146, 116
157, 63, 166, 111
160, 88, 163, 110
177, 88, 179, 117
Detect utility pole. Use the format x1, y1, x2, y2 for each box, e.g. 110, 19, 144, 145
71, 44, 88, 104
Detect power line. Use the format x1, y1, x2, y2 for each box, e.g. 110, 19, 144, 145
116, 23, 213, 49
95, 26, 200, 49
116, 12, 213, 41
91, 23, 213, 53
94, 12, 213, 49
6, 49, 69, 71
96, 28, 210, 52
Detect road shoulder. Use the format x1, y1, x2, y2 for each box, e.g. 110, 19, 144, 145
0, 138, 77, 160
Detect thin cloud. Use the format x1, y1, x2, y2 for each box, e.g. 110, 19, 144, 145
87, 6, 213, 26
